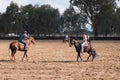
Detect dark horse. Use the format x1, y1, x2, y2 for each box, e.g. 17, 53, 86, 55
63, 38, 70, 43
9, 37, 35, 61
69, 38, 96, 61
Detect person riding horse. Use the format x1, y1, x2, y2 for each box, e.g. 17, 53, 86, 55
65, 35, 69, 40
81, 32, 90, 53
9, 36, 35, 61
63, 35, 70, 43
18, 31, 30, 50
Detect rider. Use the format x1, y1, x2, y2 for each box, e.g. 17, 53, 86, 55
81, 32, 89, 53
65, 34, 69, 40
18, 31, 30, 50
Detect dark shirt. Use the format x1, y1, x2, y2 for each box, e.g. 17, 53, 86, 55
19, 34, 29, 42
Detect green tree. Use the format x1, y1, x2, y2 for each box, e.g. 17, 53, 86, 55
0, 13, 4, 33
19, 4, 34, 34
97, 1, 116, 36
114, 8, 120, 34
61, 6, 87, 35
3, 1, 19, 33
70, 0, 116, 36
36, 5, 60, 34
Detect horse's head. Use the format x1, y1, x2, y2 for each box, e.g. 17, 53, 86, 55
69, 38, 74, 47
87, 36, 91, 43
69, 38, 80, 47
29, 37, 35, 45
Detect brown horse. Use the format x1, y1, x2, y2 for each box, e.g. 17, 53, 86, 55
69, 38, 96, 62
9, 37, 35, 61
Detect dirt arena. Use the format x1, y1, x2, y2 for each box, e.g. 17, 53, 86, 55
0, 40, 119, 80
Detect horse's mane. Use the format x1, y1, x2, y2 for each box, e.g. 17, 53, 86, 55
72, 39, 79, 43
28, 36, 35, 40
72, 39, 78, 43
70, 39, 81, 46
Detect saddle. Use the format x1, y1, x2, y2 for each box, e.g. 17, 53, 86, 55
18, 42, 26, 51
85, 43, 88, 46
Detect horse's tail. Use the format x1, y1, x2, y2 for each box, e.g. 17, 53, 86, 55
94, 50, 97, 58
8, 44, 12, 60
91, 48, 97, 58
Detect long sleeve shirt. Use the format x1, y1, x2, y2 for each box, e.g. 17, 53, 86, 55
83, 34, 87, 42
19, 34, 29, 42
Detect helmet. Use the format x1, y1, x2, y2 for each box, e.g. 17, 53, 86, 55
24, 31, 27, 33
82, 32, 85, 34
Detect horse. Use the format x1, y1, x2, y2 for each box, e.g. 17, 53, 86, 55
69, 38, 96, 62
63, 37, 70, 43
9, 36, 35, 61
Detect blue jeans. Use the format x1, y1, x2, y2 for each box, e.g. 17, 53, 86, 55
81, 42, 85, 52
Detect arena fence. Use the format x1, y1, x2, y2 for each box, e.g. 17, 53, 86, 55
0, 36, 120, 40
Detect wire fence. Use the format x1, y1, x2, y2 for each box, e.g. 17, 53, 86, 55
0, 35, 120, 40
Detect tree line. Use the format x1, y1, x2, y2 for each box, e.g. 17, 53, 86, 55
0, 0, 120, 37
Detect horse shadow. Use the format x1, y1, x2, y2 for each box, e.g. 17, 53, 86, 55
0, 59, 12, 62
40, 61, 76, 63
38, 60, 93, 63
0, 59, 94, 63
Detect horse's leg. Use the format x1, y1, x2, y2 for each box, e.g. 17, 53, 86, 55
87, 52, 91, 61
25, 51, 28, 61
92, 56, 94, 61
10, 47, 17, 61
77, 52, 79, 61
22, 51, 27, 61
13, 54, 16, 61
77, 51, 82, 62
13, 50, 17, 61
22, 51, 26, 61
11, 50, 16, 61
79, 52, 82, 61
91, 53, 96, 61
91, 49, 96, 61
11, 52, 14, 61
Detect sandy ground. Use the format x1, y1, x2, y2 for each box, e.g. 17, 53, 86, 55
0, 40, 119, 80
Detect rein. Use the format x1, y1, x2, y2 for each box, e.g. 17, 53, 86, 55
26, 37, 33, 46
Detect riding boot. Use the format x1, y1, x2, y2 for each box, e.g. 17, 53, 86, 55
81, 47, 84, 55
24, 46, 27, 51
